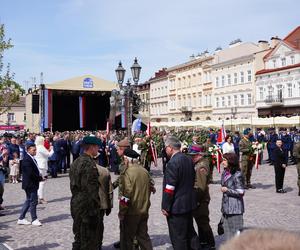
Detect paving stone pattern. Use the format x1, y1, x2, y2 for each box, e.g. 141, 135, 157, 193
1, 151, 300, 249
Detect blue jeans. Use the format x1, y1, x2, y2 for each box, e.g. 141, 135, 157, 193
19, 189, 38, 221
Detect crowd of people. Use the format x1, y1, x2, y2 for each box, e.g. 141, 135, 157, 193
0, 126, 300, 249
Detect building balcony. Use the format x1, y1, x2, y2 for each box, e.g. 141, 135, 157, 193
180, 106, 192, 112
264, 95, 283, 106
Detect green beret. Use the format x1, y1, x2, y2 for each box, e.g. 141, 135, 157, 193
82, 136, 101, 146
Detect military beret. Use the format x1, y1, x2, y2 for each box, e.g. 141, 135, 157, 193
243, 128, 251, 135
82, 136, 101, 146
124, 148, 140, 159
187, 144, 205, 155
117, 139, 130, 147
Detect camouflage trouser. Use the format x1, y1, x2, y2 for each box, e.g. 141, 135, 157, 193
241, 159, 253, 185
72, 215, 101, 250
297, 163, 300, 191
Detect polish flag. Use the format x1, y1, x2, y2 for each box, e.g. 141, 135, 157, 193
146, 122, 151, 136
164, 184, 175, 195
217, 122, 226, 144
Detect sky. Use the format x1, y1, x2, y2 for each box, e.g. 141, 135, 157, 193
1, 0, 300, 89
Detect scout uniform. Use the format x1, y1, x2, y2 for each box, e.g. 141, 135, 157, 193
69, 136, 102, 250
188, 145, 215, 250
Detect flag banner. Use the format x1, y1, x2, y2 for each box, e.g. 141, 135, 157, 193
217, 122, 226, 144
146, 122, 151, 136
44, 89, 52, 129
106, 121, 110, 135
150, 139, 158, 167
131, 118, 142, 134
79, 96, 86, 128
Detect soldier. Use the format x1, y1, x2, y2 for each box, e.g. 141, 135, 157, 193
69, 136, 102, 250
203, 137, 214, 184
239, 129, 256, 189
119, 148, 154, 250
187, 145, 215, 250
293, 133, 300, 196
95, 162, 113, 249
139, 135, 152, 172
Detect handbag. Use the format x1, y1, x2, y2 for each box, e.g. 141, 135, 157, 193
217, 217, 224, 235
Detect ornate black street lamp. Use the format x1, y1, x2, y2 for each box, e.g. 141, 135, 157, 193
113, 58, 142, 137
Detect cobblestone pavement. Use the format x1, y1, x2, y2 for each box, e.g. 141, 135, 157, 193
1, 152, 300, 249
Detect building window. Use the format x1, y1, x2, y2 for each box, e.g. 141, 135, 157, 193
221, 97, 225, 106
234, 73, 238, 84
227, 96, 231, 106
291, 56, 295, 65
24, 113, 26, 121
259, 87, 264, 100
234, 95, 238, 106
8, 113, 15, 122
240, 72, 244, 83
247, 94, 252, 105
240, 94, 244, 105
247, 70, 252, 82
208, 94, 212, 106
216, 77, 219, 87
273, 59, 276, 68
216, 97, 219, 108
281, 58, 286, 67
198, 94, 202, 107
221, 75, 225, 86
287, 83, 292, 97
227, 74, 231, 85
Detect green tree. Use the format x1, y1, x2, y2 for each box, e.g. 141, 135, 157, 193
0, 23, 23, 115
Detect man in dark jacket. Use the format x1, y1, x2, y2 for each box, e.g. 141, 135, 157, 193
17, 143, 43, 226
161, 136, 199, 250
273, 139, 288, 193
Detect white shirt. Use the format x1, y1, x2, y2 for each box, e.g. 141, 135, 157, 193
222, 142, 235, 154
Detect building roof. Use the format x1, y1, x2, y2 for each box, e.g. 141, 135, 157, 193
256, 62, 300, 75
283, 26, 300, 49
213, 42, 261, 65
0, 96, 26, 108
45, 75, 117, 92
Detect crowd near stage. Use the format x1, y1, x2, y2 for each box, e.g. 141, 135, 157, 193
26, 75, 118, 132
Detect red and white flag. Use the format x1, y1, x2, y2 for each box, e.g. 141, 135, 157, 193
217, 122, 226, 144
146, 122, 151, 136
150, 139, 158, 167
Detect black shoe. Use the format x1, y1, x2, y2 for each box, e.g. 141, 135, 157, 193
276, 189, 287, 193
113, 241, 120, 249
248, 184, 256, 189
0, 213, 5, 216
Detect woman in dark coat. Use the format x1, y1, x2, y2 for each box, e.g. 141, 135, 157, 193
273, 139, 287, 193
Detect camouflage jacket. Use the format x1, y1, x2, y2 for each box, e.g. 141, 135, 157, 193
194, 158, 210, 204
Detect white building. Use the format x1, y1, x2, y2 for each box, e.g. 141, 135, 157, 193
256, 26, 300, 117
149, 69, 169, 122
211, 40, 270, 120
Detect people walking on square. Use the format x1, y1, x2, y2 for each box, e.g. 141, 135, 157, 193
35, 136, 54, 204
187, 144, 215, 250
162, 136, 199, 250
119, 148, 154, 250
273, 139, 287, 193
239, 129, 255, 189
220, 153, 245, 241
17, 142, 43, 226
69, 135, 102, 250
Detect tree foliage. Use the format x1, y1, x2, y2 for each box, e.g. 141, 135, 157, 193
0, 23, 24, 115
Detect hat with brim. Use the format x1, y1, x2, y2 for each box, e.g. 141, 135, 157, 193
82, 136, 102, 146
187, 144, 205, 155
124, 148, 140, 159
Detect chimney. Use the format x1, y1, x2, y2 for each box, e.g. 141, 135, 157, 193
190, 54, 195, 60
270, 36, 281, 48
215, 46, 222, 53
258, 40, 269, 50
229, 39, 242, 48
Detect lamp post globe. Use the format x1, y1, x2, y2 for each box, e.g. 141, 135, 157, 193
115, 61, 126, 86
131, 57, 142, 84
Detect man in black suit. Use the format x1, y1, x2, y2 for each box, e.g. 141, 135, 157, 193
161, 136, 199, 250
17, 143, 43, 226
273, 139, 288, 193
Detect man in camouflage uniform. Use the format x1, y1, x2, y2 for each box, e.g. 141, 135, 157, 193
187, 144, 215, 250
69, 136, 102, 250
293, 135, 300, 196
239, 129, 256, 189
203, 137, 215, 183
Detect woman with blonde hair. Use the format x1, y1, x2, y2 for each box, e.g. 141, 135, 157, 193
35, 136, 54, 204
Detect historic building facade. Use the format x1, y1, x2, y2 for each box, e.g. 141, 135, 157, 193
149, 68, 169, 122
256, 26, 300, 117
0, 96, 26, 131
166, 54, 214, 122
136, 81, 150, 122
211, 40, 270, 120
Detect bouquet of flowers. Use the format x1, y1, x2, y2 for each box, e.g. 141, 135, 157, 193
249, 142, 263, 168
207, 144, 223, 173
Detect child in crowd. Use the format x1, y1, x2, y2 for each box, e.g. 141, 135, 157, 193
9, 152, 20, 184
